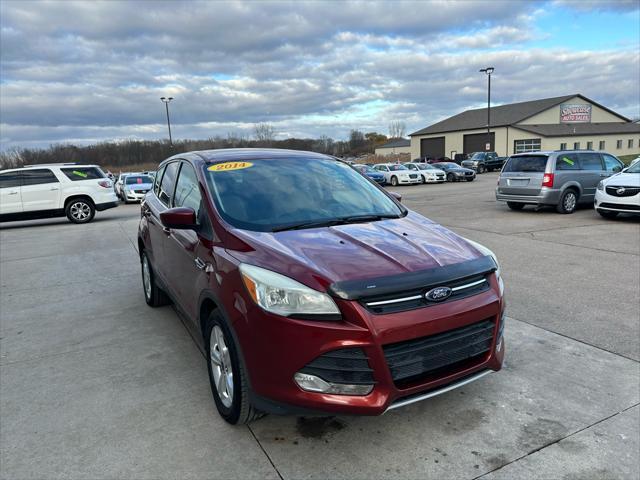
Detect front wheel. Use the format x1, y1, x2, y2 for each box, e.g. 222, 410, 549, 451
420, 175, 426, 184
466, 177, 474, 182
557, 189, 578, 214
390, 176, 398, 186
447, 173, 455, 182
205, 310, 262, 425
477, 165, 485, 174
65, 198, 95, 224
597, 209, 619, 219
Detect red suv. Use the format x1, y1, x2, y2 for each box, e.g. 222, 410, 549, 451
138, 149, 505, 424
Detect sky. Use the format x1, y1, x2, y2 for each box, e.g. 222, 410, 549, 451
1, 0, 639, 150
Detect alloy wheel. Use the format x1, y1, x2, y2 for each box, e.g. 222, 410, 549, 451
142, 255, 152, 300
564, 192, 577, 212
70, 201, 91, 221
210, 325, 234, 408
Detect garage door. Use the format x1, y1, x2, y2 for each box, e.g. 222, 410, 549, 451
420, 137, 445, 159
463, 132, 495, 154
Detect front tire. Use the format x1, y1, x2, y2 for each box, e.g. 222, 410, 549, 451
205, 310, 262, 425
390, 176, 398, 186
597, 209, 619, 219
65, 198, 95, 224
557, 189, 578, 214
447, 173, 455, 182
141, 250, 170, 307
477, 165, 485, 174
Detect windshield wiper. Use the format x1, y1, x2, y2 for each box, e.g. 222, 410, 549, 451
272, 214, 401, 232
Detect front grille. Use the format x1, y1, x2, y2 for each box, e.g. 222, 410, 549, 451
605, 186, 640, 197
383, 319, 494, 385
362, 274, 490, 314
465, 171, 474, 176
409, 174, 418, 179
599, 202, 640, 211
134, 189, 148, 194
299, 348, 375, 385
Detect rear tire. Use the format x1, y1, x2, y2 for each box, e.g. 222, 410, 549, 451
141, 250, 170, 307
597, 209, 619, 219
65, 198, 95, 224
557, 189, 578, 214
507, 202, 525, 211
204, 310, 263, 425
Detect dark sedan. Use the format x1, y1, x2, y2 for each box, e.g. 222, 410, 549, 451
353, 163, 386, 184
432, 162, 476, 182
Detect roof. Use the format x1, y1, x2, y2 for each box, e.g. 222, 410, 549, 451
174, 148, 333, 164
409, 94, 631, 136
513, 122, 640, 137
378, 138, 410, 149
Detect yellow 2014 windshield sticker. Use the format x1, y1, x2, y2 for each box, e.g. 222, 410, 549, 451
208, 162, 253, 172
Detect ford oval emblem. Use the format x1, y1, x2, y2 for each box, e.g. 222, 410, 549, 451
425, 286, 452, 302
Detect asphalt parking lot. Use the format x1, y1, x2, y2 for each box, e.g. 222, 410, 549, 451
1, 172, 638, 479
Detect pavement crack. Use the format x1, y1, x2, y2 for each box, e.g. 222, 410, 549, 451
473, 403, 640, 479
248, 424, 285, 480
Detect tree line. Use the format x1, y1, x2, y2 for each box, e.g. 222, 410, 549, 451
0, 121, 407, 170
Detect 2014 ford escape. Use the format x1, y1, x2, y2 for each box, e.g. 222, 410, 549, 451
138, 149, 505, 424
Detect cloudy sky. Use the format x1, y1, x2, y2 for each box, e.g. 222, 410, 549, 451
1, 0, 639, 150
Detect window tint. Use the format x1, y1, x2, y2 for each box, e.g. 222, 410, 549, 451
555, 153, 580, 171
503, 155, 548, 172
21, 169, 59, 186
154, 165, 166, 195
602, 154, 623, 172
60, 167, 105, 181
578, 153, 603, 171
0, 171, 21, 188
173, 163, 202, 214
158, 162, 179, 206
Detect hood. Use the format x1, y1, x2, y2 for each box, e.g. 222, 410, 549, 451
605, 172, 640, 187
228, 211, 482, 289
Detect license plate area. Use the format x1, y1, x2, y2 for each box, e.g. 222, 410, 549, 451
507, 178, 530, 186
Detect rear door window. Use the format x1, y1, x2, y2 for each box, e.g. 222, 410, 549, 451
503, 156, 548, 172
60, 167, 105, 181
0, 171, 21, 188
578, 153, 603, 171
21, 169, 59, 186
555, 153, 580, 171
158, 161, 179, 206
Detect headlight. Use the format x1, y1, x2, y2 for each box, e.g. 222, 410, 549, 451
239, 264, 340, 318
464, 238, 503, 296
597, 180, 604, 191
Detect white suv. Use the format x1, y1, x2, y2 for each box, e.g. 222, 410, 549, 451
0, 164, 118, 224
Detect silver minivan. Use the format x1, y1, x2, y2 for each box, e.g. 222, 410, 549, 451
496, 151, 624, 213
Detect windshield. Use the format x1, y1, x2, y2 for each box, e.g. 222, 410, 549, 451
626, 162, 640, 174
418, 164, 434, 170
503, 155, 548, 173
470, 152, 484, 160
354, 164, 376, 174
125, 175, 153, 185
388, 164, 407, 171
204, 157, 403, 232
435, 162, 457, 169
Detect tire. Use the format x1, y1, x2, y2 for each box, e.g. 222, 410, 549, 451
390, 176, 398, 186
597, 209, 619, 219
141, 250, 170, 307
65, 198, 95, 224
557, 189, 579, 214
204, 310, 262, 425
507, 202, 525, 211
447, 173, 455, 182
466, 177, 474, 182
477, 165, 485, 174
420, 175, 426, 184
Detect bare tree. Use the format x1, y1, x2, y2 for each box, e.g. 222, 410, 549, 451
253, 123, 276, 144
388, 120, 406, 139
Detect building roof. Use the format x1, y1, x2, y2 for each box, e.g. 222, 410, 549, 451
409, 94, 631, 136
514, 122, 640, 137
378, 138, 410, 149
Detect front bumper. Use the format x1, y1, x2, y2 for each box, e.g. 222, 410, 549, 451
595, 190, 640, 213
423, 174, 446, 183
397, 177, 421, 184
124, 190, 149, 202
229, 273, 505, 416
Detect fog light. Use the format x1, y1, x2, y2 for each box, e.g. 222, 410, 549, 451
293, 372, 373, 396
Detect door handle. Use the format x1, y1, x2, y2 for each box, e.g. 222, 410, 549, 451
50, 187, 59, 191
8, 191, 18, 195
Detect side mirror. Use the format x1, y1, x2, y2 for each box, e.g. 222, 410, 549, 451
389, 191, 402, 203
160, 207, 197, 230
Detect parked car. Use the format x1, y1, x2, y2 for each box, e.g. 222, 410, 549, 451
373, 163, 421, 186
138, 149, 505, 424
0, 163, 118, 223
629, 156, 640, 167
461, 152, 504, 173
453, 153, 469, 164
115, 173, 130, 199
594, 160, 640, 218
432, 162, 476, 182
122, 174, 155, 203
352, 164, 386, 184
496, 150, 624, 213
404, 162, 446, 183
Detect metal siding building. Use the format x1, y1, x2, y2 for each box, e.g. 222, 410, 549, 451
409, 94, 640, 159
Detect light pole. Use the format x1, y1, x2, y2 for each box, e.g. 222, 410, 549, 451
479, 67, 494, 151
160, 96, 174, 147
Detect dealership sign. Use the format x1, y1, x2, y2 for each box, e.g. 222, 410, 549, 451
560, 104, 592, 123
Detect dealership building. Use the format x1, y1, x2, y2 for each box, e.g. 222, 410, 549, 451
409, 94, 640, 159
